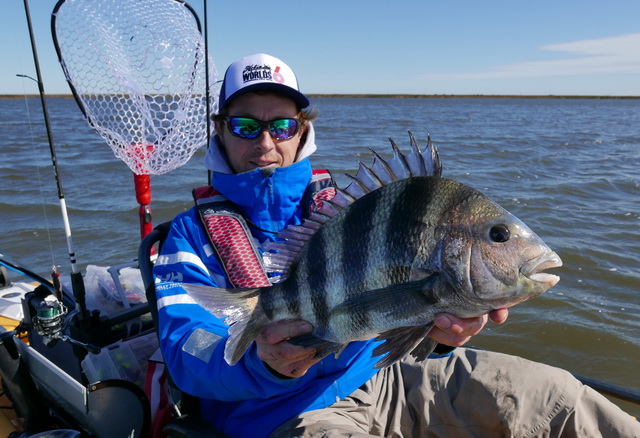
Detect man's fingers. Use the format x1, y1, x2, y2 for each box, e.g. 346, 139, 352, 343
427, 326, 472, 347
260, 341, 316, 363
434, 314, 488, 337
260, 320, 313, 345
429, 312, 497, 347
275, 353, 322, 378
489, 308, 509, 324
256, 319, 319, 378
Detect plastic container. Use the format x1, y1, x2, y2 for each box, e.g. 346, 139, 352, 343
81, 332, 158, 388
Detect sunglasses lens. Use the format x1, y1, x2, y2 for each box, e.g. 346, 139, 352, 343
226, 117, 300, 140
227, 118, 262, 139
269, 118, 299, 140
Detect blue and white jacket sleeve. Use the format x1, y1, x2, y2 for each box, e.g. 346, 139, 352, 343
152, 209, 301, 401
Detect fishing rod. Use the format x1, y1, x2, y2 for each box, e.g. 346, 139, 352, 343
0, 255, 54, 292
204, 0, 212, 151
573, 373, 640, 406
20, 0, 89, 322
468, 346, 640, 406
203, 0, 219, 186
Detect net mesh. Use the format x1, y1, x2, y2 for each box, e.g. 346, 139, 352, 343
53, 0, 218, 175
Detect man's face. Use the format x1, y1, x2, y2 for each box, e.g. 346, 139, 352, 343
216, 92, 304, 174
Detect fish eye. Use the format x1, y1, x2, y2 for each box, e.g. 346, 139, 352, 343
490, 224, 510, 243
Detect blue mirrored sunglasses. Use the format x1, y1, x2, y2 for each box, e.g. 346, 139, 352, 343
225, 117, 300, 140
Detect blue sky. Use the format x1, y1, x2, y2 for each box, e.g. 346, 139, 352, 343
2, 0, 640, 96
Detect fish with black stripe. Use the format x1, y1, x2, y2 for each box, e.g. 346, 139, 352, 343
183, 132, 562, 368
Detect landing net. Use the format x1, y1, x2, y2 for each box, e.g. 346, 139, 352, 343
52, 0, 218, 175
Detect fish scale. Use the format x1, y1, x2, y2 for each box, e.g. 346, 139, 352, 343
288, 179, 446, 342
183, 132, 562, 368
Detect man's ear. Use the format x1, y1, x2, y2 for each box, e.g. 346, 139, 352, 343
214, 119, 223, 135
297, 122, 308, 147
214, 119, 227, 147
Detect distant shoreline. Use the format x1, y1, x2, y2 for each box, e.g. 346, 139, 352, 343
1, 93, 639, 100
308, 94, 640, 100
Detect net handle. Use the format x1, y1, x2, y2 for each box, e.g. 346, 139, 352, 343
133, 173, 154, 249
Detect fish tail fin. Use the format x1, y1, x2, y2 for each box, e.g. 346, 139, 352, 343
225, 298, 268, 365
181, 284, 266, 365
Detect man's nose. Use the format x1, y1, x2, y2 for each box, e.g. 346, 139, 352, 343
255, 129, 276, 151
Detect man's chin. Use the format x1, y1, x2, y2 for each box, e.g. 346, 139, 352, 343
237, 162, 280, 174
249, 162, 279, 171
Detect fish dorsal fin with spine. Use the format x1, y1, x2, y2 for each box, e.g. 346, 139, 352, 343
264, 131, 442, 278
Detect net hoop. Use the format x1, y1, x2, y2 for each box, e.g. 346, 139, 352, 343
52, 0, 219, 175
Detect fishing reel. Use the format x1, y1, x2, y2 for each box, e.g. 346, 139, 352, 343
32, 295, 68, 337
31, 294, 101, 354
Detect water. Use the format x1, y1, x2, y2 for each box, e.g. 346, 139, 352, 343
1, 96, 639, 415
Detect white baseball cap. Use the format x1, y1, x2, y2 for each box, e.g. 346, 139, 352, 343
218, 53, 310, 110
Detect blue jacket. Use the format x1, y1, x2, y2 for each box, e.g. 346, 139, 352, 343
153, 157, 382, 437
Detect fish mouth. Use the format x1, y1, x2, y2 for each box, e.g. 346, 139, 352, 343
521, 251, 563, 287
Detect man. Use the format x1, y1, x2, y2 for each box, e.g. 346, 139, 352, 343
153, 53, 640, 437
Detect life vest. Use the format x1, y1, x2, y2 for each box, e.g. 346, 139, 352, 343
192, 169, 335, 288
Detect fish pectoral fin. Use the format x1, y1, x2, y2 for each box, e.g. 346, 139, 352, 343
288, 334, 344, 360
332, 276, 439, 319
409, 266, 438, 282
409, 334, 438, 362
372, 324, 433, 369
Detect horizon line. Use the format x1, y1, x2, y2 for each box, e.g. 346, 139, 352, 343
1, 93, 639, 100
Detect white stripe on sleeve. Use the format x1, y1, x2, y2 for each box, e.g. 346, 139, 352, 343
155, 251, 209, 274
157, 293, 197, 311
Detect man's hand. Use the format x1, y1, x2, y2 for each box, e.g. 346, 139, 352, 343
256, 309, 509, 377
428, 308, 509, 347
256, 320, 321, 378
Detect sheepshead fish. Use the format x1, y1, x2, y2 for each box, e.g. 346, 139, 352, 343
183, 132, 562, 368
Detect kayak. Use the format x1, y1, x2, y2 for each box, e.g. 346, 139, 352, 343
0, 258, 155, 437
